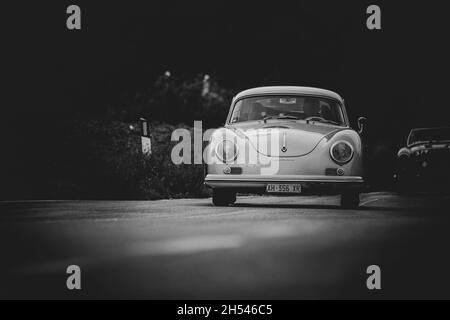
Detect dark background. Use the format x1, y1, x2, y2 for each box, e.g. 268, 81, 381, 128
2, 1, 449, 199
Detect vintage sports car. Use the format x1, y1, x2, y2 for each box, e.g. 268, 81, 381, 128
396, 127, 450, 192
204, 86, 367, 208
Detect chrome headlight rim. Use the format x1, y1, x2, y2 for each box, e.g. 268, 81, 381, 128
215, 140, 239, 163
330, 140, 354, 165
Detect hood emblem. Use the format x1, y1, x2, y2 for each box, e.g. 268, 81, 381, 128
281, 132, 287, 153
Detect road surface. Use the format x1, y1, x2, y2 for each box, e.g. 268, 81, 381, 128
1, 192, 450, 299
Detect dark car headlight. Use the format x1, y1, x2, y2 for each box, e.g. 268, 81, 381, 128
330, 141, 354, 164
216, 140, 238, 163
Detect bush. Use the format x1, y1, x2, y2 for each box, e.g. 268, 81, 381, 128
1, 73, 233, 200
1, 118, 210, 200
112, 73, 233, 128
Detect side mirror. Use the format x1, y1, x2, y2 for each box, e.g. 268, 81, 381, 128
357, 116, 367, 134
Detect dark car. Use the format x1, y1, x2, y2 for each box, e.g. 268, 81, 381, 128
396, 127, 450, 192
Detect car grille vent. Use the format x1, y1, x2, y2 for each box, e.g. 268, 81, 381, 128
325, 168, 338, 176
230, 167, 243, 175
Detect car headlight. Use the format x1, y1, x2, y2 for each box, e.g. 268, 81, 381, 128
216, 140, 238, 163
330, 141, 354, 164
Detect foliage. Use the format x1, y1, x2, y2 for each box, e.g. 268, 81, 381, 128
112, 73, 233, 128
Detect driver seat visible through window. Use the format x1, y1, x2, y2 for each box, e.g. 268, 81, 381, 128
303, 98, 321, 118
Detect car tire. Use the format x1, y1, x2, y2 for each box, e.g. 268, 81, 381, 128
341, 192, 360, 209
212, 189, 236, 206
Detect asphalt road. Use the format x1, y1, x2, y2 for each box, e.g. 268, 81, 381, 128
1, 192, 450, 299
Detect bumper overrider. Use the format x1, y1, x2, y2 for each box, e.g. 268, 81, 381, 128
205, 174, 365, 194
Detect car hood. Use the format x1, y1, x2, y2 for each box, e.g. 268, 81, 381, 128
230, 121, 345, 157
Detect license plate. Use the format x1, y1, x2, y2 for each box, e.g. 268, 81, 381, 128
266, 184, 302, 194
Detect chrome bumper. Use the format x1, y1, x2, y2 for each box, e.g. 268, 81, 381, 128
205, 174, 365, 190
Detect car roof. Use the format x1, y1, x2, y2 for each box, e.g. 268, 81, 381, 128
233, 86, 344, 103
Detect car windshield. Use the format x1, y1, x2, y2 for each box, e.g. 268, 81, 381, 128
408, 128, 450, 146
229, 95, 345, 126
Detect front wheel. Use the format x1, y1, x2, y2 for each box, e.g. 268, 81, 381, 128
341, 192, 360, 209
212, 189, 236, 206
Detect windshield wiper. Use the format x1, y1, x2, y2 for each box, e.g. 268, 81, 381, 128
305, 117, 340, 126
262, 115, 300, 123
315, 119, 340, 126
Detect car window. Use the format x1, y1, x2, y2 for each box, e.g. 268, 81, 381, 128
230, 96, 345, 125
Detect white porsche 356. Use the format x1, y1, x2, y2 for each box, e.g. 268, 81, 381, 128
204, 86, 366, 208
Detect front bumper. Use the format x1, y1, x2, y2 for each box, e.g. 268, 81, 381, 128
205, 174, 365, 194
